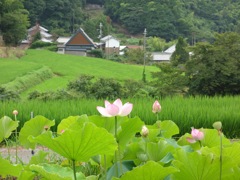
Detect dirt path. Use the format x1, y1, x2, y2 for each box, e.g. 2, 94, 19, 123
0, 146, 55, 164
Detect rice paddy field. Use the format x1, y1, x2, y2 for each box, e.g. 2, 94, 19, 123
1, 96, 239, 138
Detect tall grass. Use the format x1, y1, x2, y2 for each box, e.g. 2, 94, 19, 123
1, 96, 239, 137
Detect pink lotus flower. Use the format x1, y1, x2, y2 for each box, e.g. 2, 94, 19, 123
97, 98, 133, 117
13, 110, 18, 115
152, 100, 161, 113
187, 127, 204, 143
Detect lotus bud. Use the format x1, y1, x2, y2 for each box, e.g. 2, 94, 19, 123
141, 125, 149, 137
213, 121, 222, 131
137, 153, 148, 162
152, 100, 161, 114
13, 110, 18, 115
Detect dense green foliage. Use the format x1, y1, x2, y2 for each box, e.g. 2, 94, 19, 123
23, 0, 86, 35
2, 0, 240, 45
0, 0, 29, 45
186, 32, 240, 96
171, 37, 189, 66
104, 0, 240, 43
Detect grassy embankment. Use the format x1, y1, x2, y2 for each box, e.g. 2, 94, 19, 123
0, 49, 158, 98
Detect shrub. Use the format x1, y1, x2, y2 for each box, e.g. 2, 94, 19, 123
0, 87, 19, 101
67, 75, 94, 97
90, 78, 123, 99
87, 49, 103, 58
30, 41, 56, 49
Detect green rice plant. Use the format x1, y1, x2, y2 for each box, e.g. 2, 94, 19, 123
0, 96, 239, 137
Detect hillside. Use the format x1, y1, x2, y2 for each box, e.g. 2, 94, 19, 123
0, 49, 158, 97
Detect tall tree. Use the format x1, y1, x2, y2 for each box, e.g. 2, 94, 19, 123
0, 0, 29, 45
186, 32, 240, 96
171, 37, 189, 66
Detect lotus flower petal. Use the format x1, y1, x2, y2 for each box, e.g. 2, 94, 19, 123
191, 128, 204, 141
97, 106, 111, 117
104, 100, 111, 108
106, 104, 119, 116
113, 99, 123, 109
119, 102, 133, 116
186, 137, 196, 143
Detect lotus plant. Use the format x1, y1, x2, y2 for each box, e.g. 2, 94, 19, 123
13, 110, 18, 163
186, 127, 204, 145
213, 121, 223, 180
97, 98, 133, 177
152, 100, 161, 120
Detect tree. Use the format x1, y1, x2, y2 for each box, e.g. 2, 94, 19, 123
0, 0, 29, 45
171, 37, 189, 66
186, 32, 240, 96
150, 63, 188, 97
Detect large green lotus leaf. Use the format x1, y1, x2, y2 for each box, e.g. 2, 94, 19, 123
86, 175, 99, 180
155, 120, 179, 138
0, 116, 19, 143
18, 171, 36, 180
89, 115, 126, 135
178, 129, 230, 149
118, 116, 144, 151
177, 133, 202, 150
200, 143, 240, 168
29, 122, 117, 161
30, 163, 85, 180
123, 141, 142, 164
117, 161, 178, 180
232, 166, 240, 179
107, 160, 136, 179
29, 150, 48, 165
19, 115, 55, 149
0, 156, 23, 178
57, 116, 80, 134
147, 139, 176, 163
57, 115, 89, 134
171, 149, 234, 179
201, 129, 231, 147
89, 115, 115, 134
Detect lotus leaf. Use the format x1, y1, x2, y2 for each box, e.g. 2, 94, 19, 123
0, 116, 18, 143
19, 115, 55, 149
29, 122, 117, 161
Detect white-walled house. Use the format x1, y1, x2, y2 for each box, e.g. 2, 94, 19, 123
100, 35, 120, 55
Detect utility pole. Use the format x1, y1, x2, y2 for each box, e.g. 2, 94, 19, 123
99, 22, 103, 51
142, 28, 147, 82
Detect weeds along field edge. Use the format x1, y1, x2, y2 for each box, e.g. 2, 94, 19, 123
0, 96, 239, 137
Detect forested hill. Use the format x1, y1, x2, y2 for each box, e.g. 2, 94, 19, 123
1, 0, 240, 45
